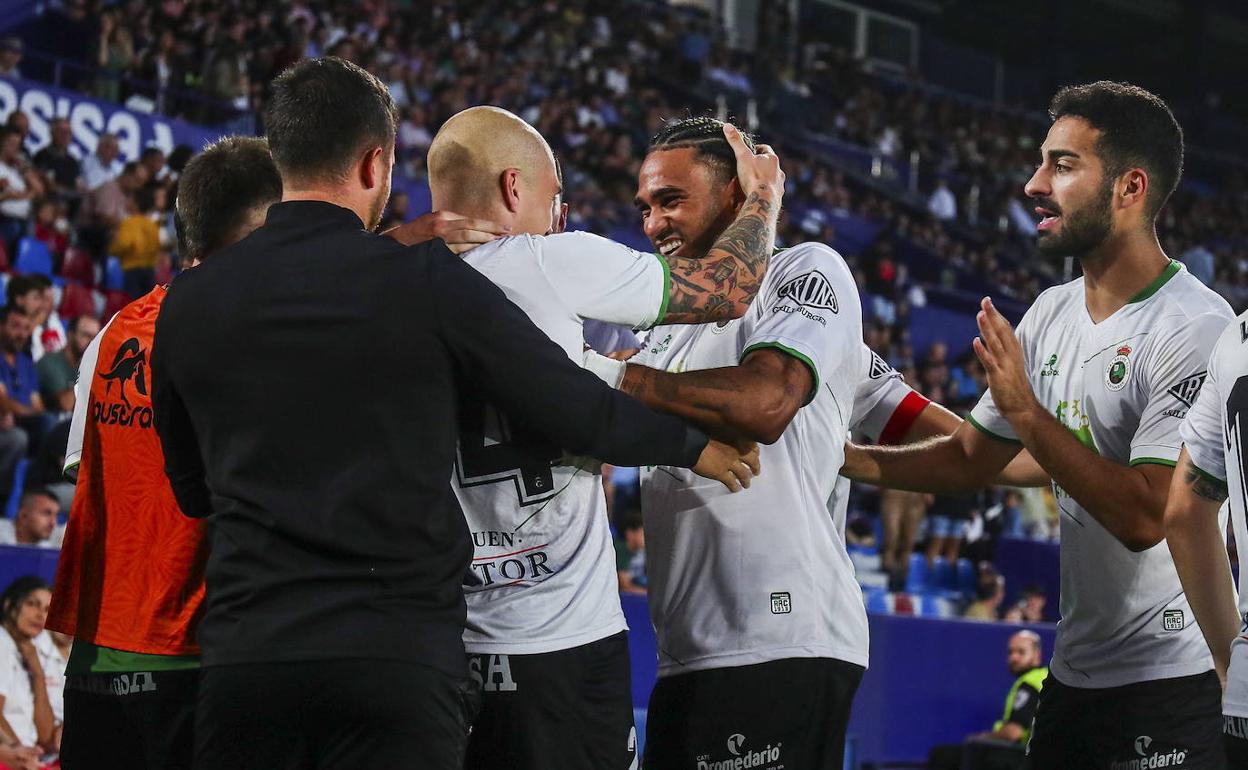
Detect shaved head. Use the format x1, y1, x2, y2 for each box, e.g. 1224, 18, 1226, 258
428, 106, 561, 234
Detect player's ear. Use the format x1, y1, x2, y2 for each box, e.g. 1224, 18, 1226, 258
1119, 168, 1148, 213
360, 145, 385, 190
500, 168, 522, 213
729, 174, 747, 212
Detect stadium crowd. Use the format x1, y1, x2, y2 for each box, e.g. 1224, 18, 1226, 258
0, 0, 1243, 627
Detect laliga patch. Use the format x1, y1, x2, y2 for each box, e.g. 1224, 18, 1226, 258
1105, 345, 1132, 391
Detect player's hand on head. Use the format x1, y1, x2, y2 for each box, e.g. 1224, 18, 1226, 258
723, 124, 784, 202
383, 210, 511, 252
693, 437, 761, 493
973, 297, 1041, 424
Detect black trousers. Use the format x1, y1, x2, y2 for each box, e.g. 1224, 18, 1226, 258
644, 657, 864, 770
61, 668, 198, 770
194, 659, 478, 770
464, 631, 636, 770
1027, 671, 1224, 770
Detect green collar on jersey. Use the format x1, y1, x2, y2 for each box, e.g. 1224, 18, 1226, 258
1126, 259, 1180, 304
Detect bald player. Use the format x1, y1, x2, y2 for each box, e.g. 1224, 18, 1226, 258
389, 106, 783, 770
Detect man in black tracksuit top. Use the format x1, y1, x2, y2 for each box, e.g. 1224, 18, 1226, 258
149, 57, 748, 770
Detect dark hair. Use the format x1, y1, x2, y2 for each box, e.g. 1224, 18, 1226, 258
122, 160, 142, 178
68, 313, 99, 334
167, 144, 194, 172
175, 136, 282, 263
140, 146, 164, 162
19, 487, 58, 510
134, 186, 156, 214
4, 274, 42, 305
0, 305, 27, 324
265, 56, 397, 183
1048, 81, 1183, 220
648, 116, 756, 183
1, 575, 50, 624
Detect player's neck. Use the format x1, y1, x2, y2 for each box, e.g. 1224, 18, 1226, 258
1078, 229, 1170, 323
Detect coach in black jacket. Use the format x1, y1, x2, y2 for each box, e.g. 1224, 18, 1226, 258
150, 57, 742, 770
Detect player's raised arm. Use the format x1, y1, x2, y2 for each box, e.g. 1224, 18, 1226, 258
655, 125, 783, 324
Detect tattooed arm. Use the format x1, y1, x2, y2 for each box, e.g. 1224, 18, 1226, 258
658, 125, 784, 325
619, 349, 810, 444
1165, 447, 1237, 685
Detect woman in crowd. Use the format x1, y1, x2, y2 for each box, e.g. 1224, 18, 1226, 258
0, 576, 57, 765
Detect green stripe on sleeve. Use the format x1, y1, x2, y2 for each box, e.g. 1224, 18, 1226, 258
741, 342, 819, 404
651, 253, 672, 328
966, 413, 1023, 445
1128, 457, 1178, 468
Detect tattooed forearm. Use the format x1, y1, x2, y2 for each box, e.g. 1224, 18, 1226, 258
1185, 467, 1229, 503
660, 191, 779, 324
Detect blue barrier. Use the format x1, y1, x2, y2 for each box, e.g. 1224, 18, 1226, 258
0, 543, 59, 590
623, 592, 1056, 766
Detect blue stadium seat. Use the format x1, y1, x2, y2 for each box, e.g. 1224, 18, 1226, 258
904, 553, 928, 594
864, 587, 891, 614
931, 557, 956, 591
104, 256, 124, 291
14, 238, 53, 277
4, 459, 29, 519
956, 558, 977, 594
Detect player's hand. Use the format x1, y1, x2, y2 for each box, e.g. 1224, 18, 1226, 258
0, 744, 40, 770
973, 297, 1042, 427
383, 210, 511, 253
606, 348, 639, 362
724, 124, 784, 203
693, 438, 761, 492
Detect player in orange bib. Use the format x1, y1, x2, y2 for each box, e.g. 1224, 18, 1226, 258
47, 136, 283, 770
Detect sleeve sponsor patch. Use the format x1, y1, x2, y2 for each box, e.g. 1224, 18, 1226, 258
868, 350, 898, 380
1166, 372, 1207, 408
772, 270, 838, 326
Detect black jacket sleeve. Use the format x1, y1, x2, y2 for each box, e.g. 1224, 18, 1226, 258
151, 292, 214, 518
432, 255, 708, 468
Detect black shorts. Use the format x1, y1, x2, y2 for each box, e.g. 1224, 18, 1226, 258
1027, 670, 1224, 770
194, 659, 478, 770
644, 657, 864, 770
464, 630, 636, 770
60, 668, 198, 770
1225, 716, 1248, 766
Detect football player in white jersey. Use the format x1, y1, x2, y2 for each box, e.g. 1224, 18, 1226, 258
843, 82, 1231, 767
1166, 313, 1248, 764
583, 117, 1045, 769
414, 106, 782, 770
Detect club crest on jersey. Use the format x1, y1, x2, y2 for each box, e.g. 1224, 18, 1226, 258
776, 270, 838, 312
1105, 345, 1132, 392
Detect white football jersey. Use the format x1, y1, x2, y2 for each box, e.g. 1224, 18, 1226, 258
1178, 311, 1248, 717
635, 243, 867, 676
970, 261, 1232, 689
457, 232, 667, 655
64, 314, 115, 476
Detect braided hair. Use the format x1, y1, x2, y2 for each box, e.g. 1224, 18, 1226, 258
647, 116, 756, 183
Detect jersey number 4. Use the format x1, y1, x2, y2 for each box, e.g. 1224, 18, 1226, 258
456, 395, 561, 506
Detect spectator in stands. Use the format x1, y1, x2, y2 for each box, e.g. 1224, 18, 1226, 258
1005, 584, 1049, 624
38, 314, 99, 415
927, 630, 1048, 769
0, 128, 44, 255
79, 159, 143, 259
0, 576, 57, 757
928, 177, 957, 221
614, 507, 647, 595
0, 490, 60, 548
378, 190, 410, 232
0, 306, 52, 459
140, 146, 167, 184
879, 488, 929, 591
94, 12, 136, 105
926, 493, 974, 565
112, 185, 161, 297
1181, 240, 1216, 287
8, 275, 65, 362
0, 38, 22, 80
30, 198, 68, 264
32, 118, 81, 204
964, 563, 1005, 621
81, 133, 121, 191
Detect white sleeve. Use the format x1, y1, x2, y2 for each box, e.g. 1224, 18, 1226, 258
1131, 311, 1231, 467
740, 244, 861, 401
1179, 334, 1227, 483
967, 305, 1041, 445
64, 314, 114, 478
536, 231, 668, 330
851, 347, 931, 443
